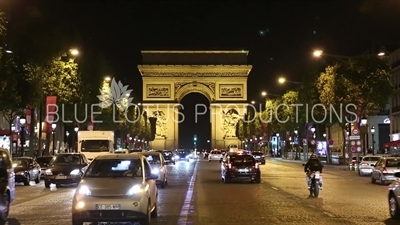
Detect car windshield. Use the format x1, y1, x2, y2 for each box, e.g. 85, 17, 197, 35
362, 157, 380, 162
231, 155, 255, 165
252, 152, 263, 156
50, 155, 81, 165
385, 159, 400, 167
144, 155, 161, 165
163, 151, 173, 156
12, 159, 29, 167
84, 159, 143, 178
81, 140, 109, 152
212, 151, 221, 154
178, 151, 187, 154
36, 157, 53, 166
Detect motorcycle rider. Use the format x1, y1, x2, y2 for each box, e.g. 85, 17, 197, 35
304, 153, 323, 190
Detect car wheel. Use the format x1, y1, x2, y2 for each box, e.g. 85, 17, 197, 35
254, 175, 261, 184
0, 192, 10, 224
151, 197, 158, 218
160, 179, 166, 189
45, 180, 50, 188
208, 159, 211, 162
371, 176, 376, 184
139, 202, 151, 225
389, 193, 400, 219
24, 174, 30, 186
35, 174, 40, 184
380, 175, 385, 185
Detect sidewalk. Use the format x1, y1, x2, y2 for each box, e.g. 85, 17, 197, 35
269, 157, 350, 171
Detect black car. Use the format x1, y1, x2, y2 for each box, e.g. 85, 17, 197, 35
155, 150, 175, 165
221, 152, 261, 183
36, 155, 53, 178
175, 150, 191, 161
43, 153, 89, 188
12, 157, 41, 185
251, 152, 266, 164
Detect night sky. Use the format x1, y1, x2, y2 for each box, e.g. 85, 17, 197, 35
4, 0, 400, 149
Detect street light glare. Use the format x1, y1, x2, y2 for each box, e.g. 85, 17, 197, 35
313, 50, 323, 57
278, 77, 286, 84
378, 52, 385, 56
251, 101, 255, 104
105, 76, 111, 82
261, 91, 267, 96
70, 49, 79, 56
125, 93, 130, 97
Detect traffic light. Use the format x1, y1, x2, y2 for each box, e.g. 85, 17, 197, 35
194, 134, 197, 141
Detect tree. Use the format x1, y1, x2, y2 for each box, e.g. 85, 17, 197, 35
280, 91, 300, 132
247, 112, 262, 137
261, 98, 282, 137
236, 119, 245, 140
335, 55, 393, 126
0, 46, 31, 132
0, 11, 6, 63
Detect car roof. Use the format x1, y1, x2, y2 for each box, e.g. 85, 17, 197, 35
13, 156, 32, 159
95, 153, 142, 160
139, 151, 161, 156
57, 153, 83, 155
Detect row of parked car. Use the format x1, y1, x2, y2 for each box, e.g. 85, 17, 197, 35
352, 154, 400, 219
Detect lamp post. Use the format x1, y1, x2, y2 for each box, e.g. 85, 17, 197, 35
66, 131, 70, 152
293, 129, 298, 160
73, 126, 79, 152
370, 126, 375, 155
51, 123, 56, 155
10, 124, 15, 153
20, 116, 26, 156
310, 127, 316, 159
275, 133, 280, 157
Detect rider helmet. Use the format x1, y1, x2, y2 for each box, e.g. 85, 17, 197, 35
309, 153, 317, 159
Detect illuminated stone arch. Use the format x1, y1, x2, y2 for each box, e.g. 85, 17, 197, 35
138, 50, 252, 150
175, 83, 214, 103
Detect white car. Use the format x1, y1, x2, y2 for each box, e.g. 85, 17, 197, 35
358, 155, 381, 176
140, 151, 168, 188
208, 150, 222, 162
388, 171, 400, 219
72, 154, 158, 225
371, 156, 400, 184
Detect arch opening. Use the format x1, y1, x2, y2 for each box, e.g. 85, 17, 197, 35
178, 92, 211, 150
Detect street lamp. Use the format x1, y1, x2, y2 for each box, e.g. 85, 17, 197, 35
311, 127, 316, 133
70, 49, 79, 56
370, 126, 375, 154
261, 91, 267, 96
361, 116, 367, 125
278, 77, 286, 84
19, 116, 26, 156
323, 133, 326, 138
52, 123, 56, 155
66, 131, 70, 152
73, 126, 79, 152
313, 50, 323, 57
251, 101, 255, 104
105, 76, 111, 82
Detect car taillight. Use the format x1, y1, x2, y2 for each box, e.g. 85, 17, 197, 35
261, 156, 265, 158
381, 167, 388, 174
228, 163, 232, 169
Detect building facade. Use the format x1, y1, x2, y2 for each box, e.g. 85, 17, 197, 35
389, 47, 400, 141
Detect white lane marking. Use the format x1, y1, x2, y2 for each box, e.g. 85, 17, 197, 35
323, 212, 334, 217
308, 204, 316, 208
178, 160, 199, 224
271, 187, 278, 190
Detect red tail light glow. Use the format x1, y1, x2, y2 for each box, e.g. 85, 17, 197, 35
228, 163, 232, 169
381, 167, 388, 174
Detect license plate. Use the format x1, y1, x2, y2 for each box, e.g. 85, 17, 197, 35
238, 169, 249, 172
96, 204, 121, 210
56, 176, 67, 179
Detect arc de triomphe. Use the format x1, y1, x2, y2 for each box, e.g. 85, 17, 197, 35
138, 50, 252, 150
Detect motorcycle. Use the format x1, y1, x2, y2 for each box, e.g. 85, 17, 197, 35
308, 171, 321, 197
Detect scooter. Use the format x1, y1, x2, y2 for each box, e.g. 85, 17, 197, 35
308, 171, 321, 197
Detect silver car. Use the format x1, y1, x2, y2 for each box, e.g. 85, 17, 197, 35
72, 154, 158, 225
388, 172, 400, 219
371, 157, 400, 184
358, 155, 381, 176
139, 151, 168, 188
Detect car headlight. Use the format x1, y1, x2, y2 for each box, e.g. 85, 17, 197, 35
126, 184, 149, 195
151, 168, 159, 174
185, 155, 190, 159
77, 185, 91, 196
175, 155, 180, 159
70, 169, 81, 175
45, 169, 53, 175
16, 171, 24, 175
